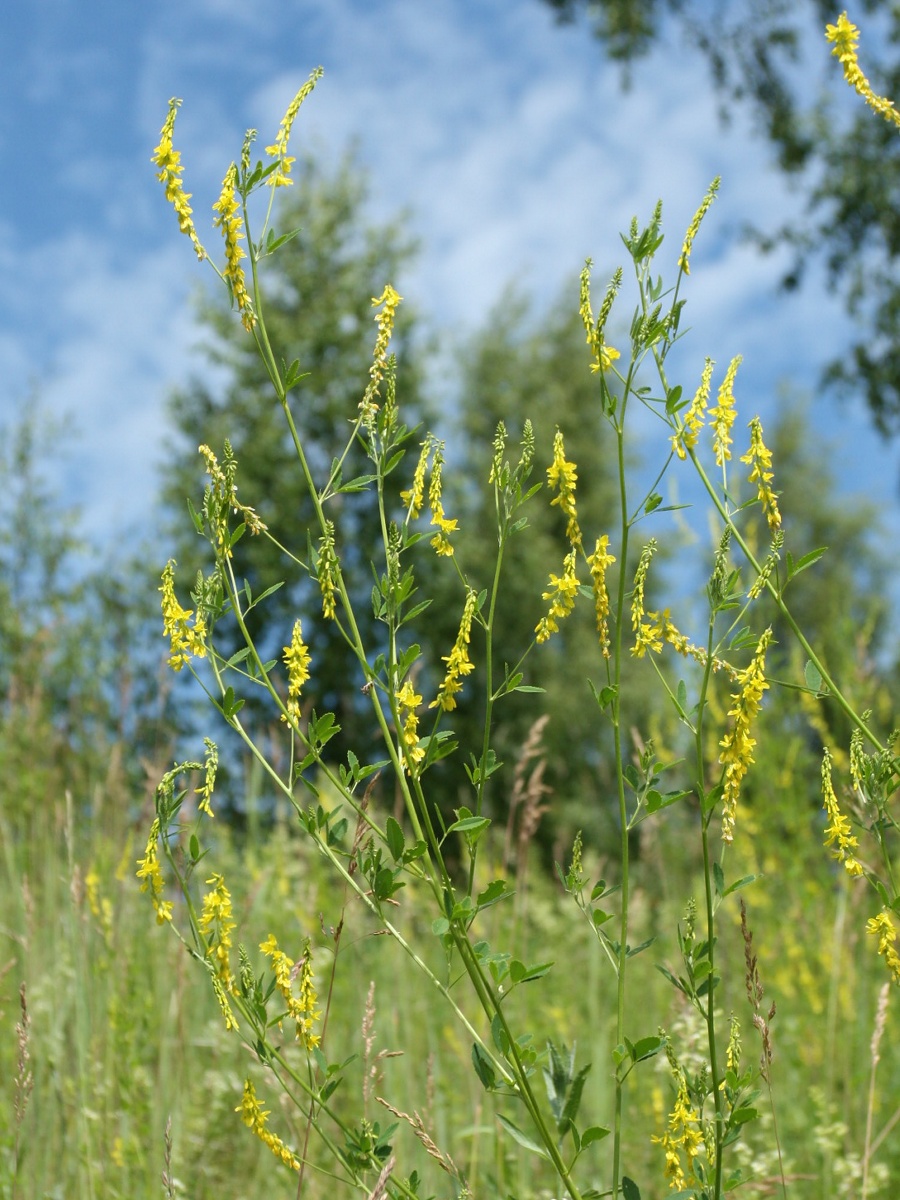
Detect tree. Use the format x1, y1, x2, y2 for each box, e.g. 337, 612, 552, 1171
539, 0, 900, 434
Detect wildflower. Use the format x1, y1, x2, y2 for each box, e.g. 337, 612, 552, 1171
821, 748, 864, 876
579, 260, 622, 374
260, 934, 322, 1049
535, 549, 580, 643
317, 521, 338, 620
265, 66, 324, 186
547, 429, 582, 549
651, 1069, 704, 1190
199, 442, 267, 552
741, 417, 781, 531
671, 357, 714, 459
630, 539, 658, 640
709, 355, 742, 466
212, 975, 239, 1032
212, 162, 255, 331
678, 177, 721, 275
136, 818, 173, 924
432, 588, 477, 710
401, 437, 432, 520
428, 442, 458, 557
196, 738, 218, 817
866, 911, 900, 985
151, 98, 206, 260
587, 535, 616, 657
826, 13, 900, 130
159, 560, 207, 671
199, 873, 237, 988
718, 627, 773, 843
236, 1079, 302, 1170
362, 285, 403, 419
747, 531, 783, 600
726, 1013, 742, 1074
283, 619, 312, 723
397, 680, 426, 770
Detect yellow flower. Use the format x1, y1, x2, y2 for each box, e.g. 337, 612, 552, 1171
630, 539, 657, 640
212, 163, 256, 331
199, 873, 237, 988
826, 13, 900, 129
671, 357, 714, 460
718, 627, 772, 843
136, 818, 173, 925
428, 442, 458, 557
821, 747, 863, 876
283, 619, 312, 722
196, 738, 218, 817
709, 355, 742, 466
587, 535, 616, 657
159, 560, 207, 671
741, 416, 781, 530
536, 549, 580, 643
432, 588, 478, 710
260, 934, 322, 1049
546, 429, 582, 549
396, 680, 426, 770
236, 1079, 302, 1170
362, 284, 403, 420
678, 177, 720, 275
151, 98, 206, 261
317, 521, 338, 620
579, 260, 622, 374
866, 911, 900, 985
401, 437, 432, 519
265, 67, 324, 187
651, 1069, 704, 1190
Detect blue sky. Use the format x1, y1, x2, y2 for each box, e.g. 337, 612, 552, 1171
3, 0, 899, 555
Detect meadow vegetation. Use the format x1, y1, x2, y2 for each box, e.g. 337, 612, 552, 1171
3, 12, 900, 1200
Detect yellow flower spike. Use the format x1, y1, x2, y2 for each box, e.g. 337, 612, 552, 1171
579, 260, 622, 374
741, 416, 782, 531
821, 747, 864, 876
671, 357, 714, 460
630, 538, 658, 639
709, 355, 743, 466
396, 680, 426, 770
283, 619, 312, 723
317, 521, 338, 620
159, 560, 207, 672
535, 549, 580, 644
196, 738, 218, 817
826, 13, 900, 130
651, 1068, 704, 1190
428, 442, 458, 556
361, 284, 403, 421
265, 66, 324, 187
212, 162, 256, 331
401, 437, 432, 519
678, 177, 721, 276
136, 818, 173, 925
866, 911, 900, 985
236, 1079, 302, 1170
718, 626, 773, 843
431, 588, 478, 710
152, 98, 207, 261
547, 429, 582, 549
260, 934, 322, 1049
199, 873, 237, 988
587, 535, 616, 657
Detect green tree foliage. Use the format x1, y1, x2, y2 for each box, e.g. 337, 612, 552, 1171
540, 0, 900, 433
160, 156, 429, 783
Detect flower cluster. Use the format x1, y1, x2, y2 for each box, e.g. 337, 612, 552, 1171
709, 355, 743, 467
630, 539, 657, 644
265, 66, 324, 186
212, 162, 255, 331
317, 521, 339, 620
579, 260, 622, 374
362, 285, 403, 419
159, 560, 207, 671
401, 436, 432, 520
535, 549, 580, 644
199, 873, 237, 988
396, 680, 426, 771
432, 588, 477, 710
587, 535, 616, 657
259, 934, 322, 1049
678, 176, 720, 275
821, 748, 864, 877
826, 12, 900, 129
741, 417, 781, 531
671, 357, 714, 460
151, 98, 206, 261
428, 442, 458, 557
236, 1079, 302, 1170
195, 737, 218, 818
136, 819, 173, 925
199, 442, 267, 552
547, 429, 582, 549
651, 1068, 704, 1190
866, 911, 900, 985
718, 627, 773, 843
283, 619, 312, 723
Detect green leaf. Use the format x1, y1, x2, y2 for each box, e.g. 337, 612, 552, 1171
580, 1125, 610, 1147
713, 861, 725, 899
804, 660, 827, 694
621, 1177, 641, 1200
625, 936, 656, 958
631, 1035, 664, 1062
385, 816, 405, 861
722, 872, 762, 897
495, 1115, 550, 1160
646, 788, 690, 814
471, 1042, 497, 1091
476, 879, 510, 911
431, 917, 450, 936
446, 815, 491, 836
787, 546, 827, 580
